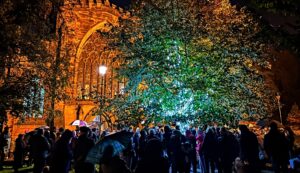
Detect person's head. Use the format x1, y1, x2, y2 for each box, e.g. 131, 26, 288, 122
140, 129, 147, 137
79, 126, 90, 136
202, 124, 208, 131
185, 129, 192, 137
37, 128, 44, 136
51, 126, 56, 132
192, 129, 196, 136
17, 134, 24, 140
100, 144, 129, 173
164, 125, 171, 133
135, 127, 140, 133
238, 125, 249, 134
155, 126, 159, 132
175, 125, 180, 131
44, 130, 50, 138
149, 128, 156, 136
61, 129, 74, 143
4, 127, 9, 133
269, 122, 278, 131
220, 127, 227, 136
59, 127, 65, 133
173, 129, 181, 137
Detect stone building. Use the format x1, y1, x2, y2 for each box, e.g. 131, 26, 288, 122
6, 0, 127, 149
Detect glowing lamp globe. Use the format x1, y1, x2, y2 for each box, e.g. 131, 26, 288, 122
99, 65, 107, 76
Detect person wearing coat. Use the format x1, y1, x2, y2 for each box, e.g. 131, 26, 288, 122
74, 126, 95, 173
29, 128, 50, 173
13, 134, 26, 172
50, 129, 74, 173
264, 122, 289, 173
135, 138, 169, 173
239, 125, 260, 173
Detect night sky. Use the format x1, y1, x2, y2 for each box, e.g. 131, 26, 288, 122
110, 0, 131, 8
110, 0, 299, 36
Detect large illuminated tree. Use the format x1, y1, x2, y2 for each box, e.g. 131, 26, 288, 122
0, 0, 70, 129
104, 0, 277, 126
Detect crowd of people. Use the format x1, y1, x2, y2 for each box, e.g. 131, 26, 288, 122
0, 122, 299, 173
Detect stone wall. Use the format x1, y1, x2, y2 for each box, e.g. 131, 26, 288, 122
61, 0, 123, 128
6, 0, 124, 154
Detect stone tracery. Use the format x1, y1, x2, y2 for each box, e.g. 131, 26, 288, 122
76, 32, 122, 100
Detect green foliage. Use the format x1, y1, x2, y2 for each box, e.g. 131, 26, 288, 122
0, 0, 70, 125
104, 0, 277, 126
106, 0, 274, 125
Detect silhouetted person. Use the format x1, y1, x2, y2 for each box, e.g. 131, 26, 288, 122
135, 138, 169, 173
0, 131, 6, 170
13, 134, 26, 172
185, 129, 197, 173
182, 141, 193, 173
196, 127, 205, 173
146, 129, 159, 142
219, 127, 239, 173
239, 125, 260, 173
50, 129, 74, 173
1, 127, 10, 163
131, 128, 140, 170
264, 122, 289, 173
201, 128, 218, 173
162, 126, 172, 160
170, 130, 185, 173
284, 126, 295, 158
74, 126, 95, 173
100, 145, 131, 173
29, 128, 50, 173
138, 130, 147, 159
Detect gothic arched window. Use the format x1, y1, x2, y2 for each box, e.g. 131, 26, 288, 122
76, 33, 123, 100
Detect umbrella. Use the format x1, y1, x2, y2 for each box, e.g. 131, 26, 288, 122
93, 115, 101, 123
39, 125, 50, 129
256, 119, 269, 127
85, 131, 133, 164
103, 130, 133, 147
256, 119, 284, 128
70, 120, 88, 126
270, 120, 284, 128
87, 122, 99, 129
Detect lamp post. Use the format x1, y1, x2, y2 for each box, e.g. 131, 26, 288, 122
276, 93, 283, 124
99, 65, 107, 134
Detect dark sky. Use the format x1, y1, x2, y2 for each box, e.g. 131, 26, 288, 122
109, 0, 131, 8
109, 0, 299, 35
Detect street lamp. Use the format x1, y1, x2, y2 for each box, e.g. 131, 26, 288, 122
99, 65, 107, 76
276, 92, 283, 124
98, 65, 107, 134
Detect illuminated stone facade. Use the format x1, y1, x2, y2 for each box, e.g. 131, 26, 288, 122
60, 0, 125, 130
7, 0, 126, 147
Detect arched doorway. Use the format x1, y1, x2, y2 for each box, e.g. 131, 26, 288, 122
59, 1, 125, 129
83, 106, 115, 131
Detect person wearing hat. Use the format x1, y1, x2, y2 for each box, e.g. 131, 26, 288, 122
74, 126, 95, 173
264, 122, 289, 173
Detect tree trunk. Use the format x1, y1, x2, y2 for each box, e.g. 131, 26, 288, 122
48, 22, 63, 130
0, 107, 6, 133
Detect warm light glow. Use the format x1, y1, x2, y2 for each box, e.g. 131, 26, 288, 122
99, 65, 107, 76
